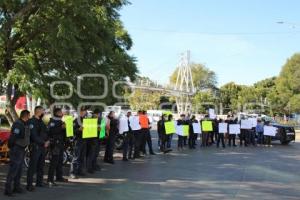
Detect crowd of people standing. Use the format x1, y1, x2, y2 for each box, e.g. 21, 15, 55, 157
4, 106, 275, 197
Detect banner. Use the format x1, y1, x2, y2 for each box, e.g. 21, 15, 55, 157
202, 121, 213, 132
64, 115, 74, 138
192, 123, 201, 134
264, 126, 277, 136
99, 118, 106, 139
241, 120, 252, 129
229, 124, 240, 134
218, 123, 228, 134
165, 121, 176, 135
183, 125, 189, 136
83, 118, 98, 139
119, 117, 129, 134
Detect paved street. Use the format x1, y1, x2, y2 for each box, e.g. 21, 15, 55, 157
1, 132, 300, 200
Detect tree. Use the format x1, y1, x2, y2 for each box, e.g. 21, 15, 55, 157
0, 0, 137, 124
192, 91, 217, 114
125, 89, 161, 111
169, 63, 217, 91
253, 77, 277, 115
219, 82, 242, 112
275, 53, 300, 114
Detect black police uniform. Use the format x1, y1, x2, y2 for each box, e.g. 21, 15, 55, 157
226, 118, 237, 147
27, 116, 48, 188
177, 119, 187, 149
157, 118, 167, 151
70, 117, 87, 176
5, 119, 30, 195
188, 119, 198, 149
123, 117, 135, 160
47, 117, 65, 183
86, 137, 98, 173
104, 117, 118, 163
91, 117, 102, 171
216, 120, 226, 148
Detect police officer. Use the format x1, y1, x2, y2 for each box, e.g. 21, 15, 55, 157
123, 111, 135, 161
104, 111, 118, 164
47, 108, 67, 186
4, 110, 31, 196
27, 106, 49, 191
91, 109, 102, 171
70, 107, 87, 179
188, 115, 197, 149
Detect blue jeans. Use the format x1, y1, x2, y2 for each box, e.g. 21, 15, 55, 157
257, 132, 264, 144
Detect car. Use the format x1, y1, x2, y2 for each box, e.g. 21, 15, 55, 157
271, 124, 296, 145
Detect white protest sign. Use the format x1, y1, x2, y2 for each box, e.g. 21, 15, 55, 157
129, 116, 141, 131
229, 124, 240, 134
218, 123, 228, 134
176, 125, 184, 136
249, 118, 257, 127
119, 117, 129, 134
264, 126, 277, 136
241, 120, 253, 129
192, 123, 201, 134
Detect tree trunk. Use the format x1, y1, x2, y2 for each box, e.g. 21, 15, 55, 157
5, 83, 19, 125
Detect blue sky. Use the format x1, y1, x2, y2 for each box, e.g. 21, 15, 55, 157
120, 0, 300, 86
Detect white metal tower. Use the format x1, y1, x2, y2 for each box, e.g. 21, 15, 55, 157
175, 51, 195, 114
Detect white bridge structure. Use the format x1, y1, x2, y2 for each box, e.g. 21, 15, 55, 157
129, 51, 196, 114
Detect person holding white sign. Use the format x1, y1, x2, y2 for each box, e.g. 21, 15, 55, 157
240, 118, 252, 147
217, 119, 226, 148
177, 114, 187, 150
264, 121, 276, 147
129, 113, 142, 159
122, 111, 135, 161
189, 116, 198, 149
226, 115, 238, 147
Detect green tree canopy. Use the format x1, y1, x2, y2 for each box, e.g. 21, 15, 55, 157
0, 0, 137, 124
275, 53, 300, 113
169, 63, 217, 91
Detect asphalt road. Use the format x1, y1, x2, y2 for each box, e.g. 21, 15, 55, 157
1, 132, 300, 200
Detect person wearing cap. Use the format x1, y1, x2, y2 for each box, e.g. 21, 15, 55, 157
70, 107, 87, 179
4, 110, 31, 196
47, 108, 68, 186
